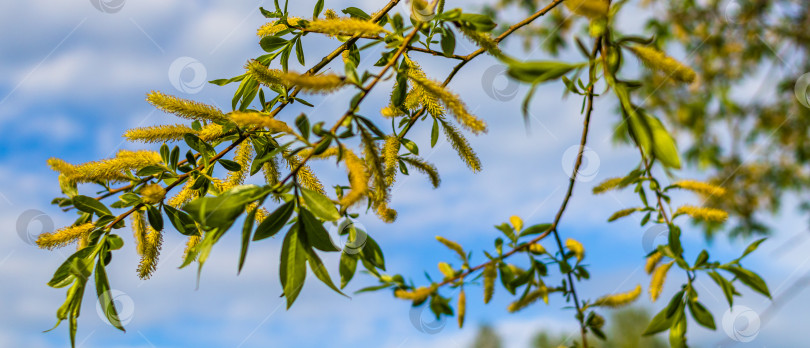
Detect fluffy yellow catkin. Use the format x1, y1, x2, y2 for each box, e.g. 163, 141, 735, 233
645, 251, 663, 274
324, 9, 339, 19
220, 141, 253, 192
257, 17, 302, 37
592, 177, 625, 194
437, 117, 482, 172
436, 236, 465, 257
146, 91, 227, 123
394, 286, 434, 302
339, 149, 369, 208
507, 286, 549, 312
673, 180, 727, 197
50, 150, 163, 183
374, 200, 398, 223
399, 57, 445, 117
629, 45, 697, 83
566, 238, 585, 263
131, 210, 148, 256
279, 72, 346, 93
137, 227, 163, 279
457, 289, 466, 328
306, 18, 386, 37
399, 157, 441, 188
283, 153, 324, 193
564, 0, 609, 18
199, 124, 226, 142
483, 263, 497, 304
141, 184, 166, 204
408, 73, 487, 134
167, 179, 196, 208
124, 124, 198, 143
650, 260, 674, 301
36, 223, 95, 249
228, 112, 293, 134
46, 158, 75, 175
510, 215, 523, 232
245, 60, 284, 87
592, 284, 642, 307
457, 25, 503, 57
182, 235, 200, 262
382, 136, 400, 185
675, 205, 729, 222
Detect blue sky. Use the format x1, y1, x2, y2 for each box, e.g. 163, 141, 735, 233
1, 0, 808, 347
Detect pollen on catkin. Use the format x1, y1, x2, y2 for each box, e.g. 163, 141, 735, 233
283, 152, 324, 193
339, 149, 369, 208
324, 9, 339, 19
257, 17, 302, 37
306, 18, 387, 37
132, 210, 148, 255
124, 124, 198, 144
565, 238, 585, 263
507, 286, 549, 312
629, 45, 697, 83
457, 25, 503, 57
220, 140, 253, 192
483, 263, 497, 303
592, 284, 642, 307
394, 286, 435, 302
564, 0, 609, 19
57, 150, 163, 183
146, 91, 227, 123
36, 223, 95, 249
673, 180, 727, 197
167, 179, 196, 208
437, 117, 482, 172
141, 184, 166, 204
510, 215, 523, 232
592, 177, 626, 194
199, 123, 226, 142
245, 60, 285, 87
408, 74, 487, 134
457, 289, 466, 328
229, 111, 293, 134
645, 251, 663, 274
675, 205, 729, 223
279, 72, 346, 93
650, 260, 674, 301
382, 136, 400, 186
137, 227, 163, 279
399, 157, 441, 188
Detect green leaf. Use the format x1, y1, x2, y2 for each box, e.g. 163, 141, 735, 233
643, 306, 675, 336
280, 227, 307, 308
305, 246, 348, 297
294, 36, 305, 66
183, 185, 261, 230
339, 252, 358, 289
260, 36, 288, 52
669, 310, 687, 348
105, 235, 124, 250
218, 159, 242, 172
519, 223, 552, 237
440, 29, 456, 57
73, 195, 112, 217
740, 238, 767, 259
668, 224, 682, 256
721, 265, 771, 298
688, 300, 716, 330
299, 208, 339, 252
707, 271, 735, 307
458, 13, 496, 31
505, 60, 585, 84
401, 138, 419, 155
253, 201, 295, 241
137, 165, 165, 177
341, 7, 371, 20
431, 117, 439, 147
146, 205, 164, 232
360, 235, 385, 270
48, 247, 95, 288
300, 188, 340, 221
238, 207, 257, 274
95, 259, 125, 331
163, 204, 199, 236
313, 0, 324, 19
645, 113, 682, 169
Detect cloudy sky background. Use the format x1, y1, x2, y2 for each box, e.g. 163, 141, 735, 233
1, 0, 809, 347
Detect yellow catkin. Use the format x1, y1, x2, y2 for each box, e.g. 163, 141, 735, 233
283, 153, 324, 193
245, 60, 284, 87
124, 124, 198, 143
436, 236, 465, 258
673, 180, 727, 197
399, 157, 441, 188
380, 105, 406, 118
182, 235, 201, 262
645, 251, 663, 274
54, 150, 162, 183
229, 112, 293, 133
279, 72, 346, 93
650, 260, 674, 301
46, 158, 76, 175
529, 243, 546, 254
262, 159, 280, 186
510, 215, 523, 232
167, 179, 196, 208
306, 18, 386, 37
483, 263, 497, 304
257, 17, 302, 37
400, 58, 445, 117
408, 74, 487, 134
141, 184, 166, 204
457, 25, 503, 57
382, 136, 400, 186
339, 149, 369, 208
374, 201, 398, 223
437, 118, 482, 172
592, 284, 642, 308
629, 45, 697, 83
324, 9, 339, 19
564, 0, 609, 18
438, 262, 455, 278
36, 223, 95, 250
675, 205, 729, 223
199, 124, 226, 142
146, 91, 226, 123
220, 141, 253, 193
131, 210, 148, 256
565, 238, 585, 263
608, 207, 639, 221
457, 289, 466, 328
137, 227, 163, 279
592, 177, 625, 194
507, 286, 549, 312
394, 286, 434, 302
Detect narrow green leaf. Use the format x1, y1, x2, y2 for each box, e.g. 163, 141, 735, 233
300, 188, 340, 221
299, 208, 339, 252
339, 252, 358, 289
253, 201, 295, 241
238, 207, 257, 274
280, 227, 307, 308
95, 259, 125, 331
73, 195, 112, 217
688, 300, 716, 330
305, 246, 348, 297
